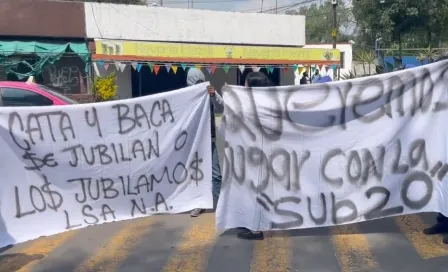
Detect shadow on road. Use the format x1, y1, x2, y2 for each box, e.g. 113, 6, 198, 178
0, 245, 13, 254
24, 216, 193, 272
0, 253, 44, 272
219, 213, 439, 239
264, 213, 438, 238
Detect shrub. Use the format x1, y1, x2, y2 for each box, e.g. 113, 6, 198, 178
94, 72, 117, 102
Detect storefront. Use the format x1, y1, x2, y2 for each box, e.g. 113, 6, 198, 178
0, 40, 91, 95
92, 39, 340, 99
0, 0, 92, 101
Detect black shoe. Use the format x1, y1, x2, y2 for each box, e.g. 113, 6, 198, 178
237, 231, 264, 240
236, 227, 249, 231
423, 223, 448, 235
443, 237, 448, 244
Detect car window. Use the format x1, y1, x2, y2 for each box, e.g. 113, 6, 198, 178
1, 87, 54, 107
37, 84, 78, 104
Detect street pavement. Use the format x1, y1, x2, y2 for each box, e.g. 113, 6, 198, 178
1, 212, 448, 272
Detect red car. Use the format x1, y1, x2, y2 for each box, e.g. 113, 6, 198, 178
0, 81, 78, 107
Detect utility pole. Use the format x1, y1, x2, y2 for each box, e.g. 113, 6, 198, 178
275, 0, 278, 13
331, 0, 338, 80
160, 0, 163, 6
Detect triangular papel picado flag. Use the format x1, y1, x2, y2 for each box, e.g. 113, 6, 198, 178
165, 63, 172, 73
147, 62, 154, 72
136, 63, 142, 72
153, 65, 160, 75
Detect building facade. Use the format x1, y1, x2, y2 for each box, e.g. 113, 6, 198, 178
0, 0, 92, 102
302, 43, 353, 81
0, 0, 341, 102
86, 3, 340, 99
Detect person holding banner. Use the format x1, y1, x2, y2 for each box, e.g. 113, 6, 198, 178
186, 68, 224, 217
236, 71, 273, 240
423, 55, 448, 244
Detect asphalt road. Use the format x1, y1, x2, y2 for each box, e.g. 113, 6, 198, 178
1, 212, 448, 272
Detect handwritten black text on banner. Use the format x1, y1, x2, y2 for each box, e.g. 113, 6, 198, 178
0, 83, 212, 247
216, 61, 448, 232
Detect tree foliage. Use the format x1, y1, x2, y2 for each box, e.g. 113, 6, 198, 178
286, 0, 354, 44
352, 0, 448, 48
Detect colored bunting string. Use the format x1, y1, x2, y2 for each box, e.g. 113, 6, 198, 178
153, 65, 160, 75
251, 65, 261, 72
164, 63, 172, 72
136, 63, 142, 72
147, 62, 154, 72
94, 61, 340, 75
97, 60, 104, 68
171, 65, 178, 74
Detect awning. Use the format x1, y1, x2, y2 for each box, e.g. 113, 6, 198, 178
0, 41, 89, 58
93, 40, 340, 65
0, 41, 90, 79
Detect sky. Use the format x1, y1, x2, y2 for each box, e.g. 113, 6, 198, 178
153, 0, 323, 13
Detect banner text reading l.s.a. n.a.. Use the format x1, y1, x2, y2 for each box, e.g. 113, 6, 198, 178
216, 60, 448, 232
0, 83, 212, 248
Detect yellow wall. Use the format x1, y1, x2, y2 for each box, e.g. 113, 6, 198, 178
95, 40, 340, 62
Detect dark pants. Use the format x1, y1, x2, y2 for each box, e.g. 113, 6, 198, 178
437, 213, 448, 224
211, 142, 222, 209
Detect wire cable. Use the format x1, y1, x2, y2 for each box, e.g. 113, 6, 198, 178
107, 3, 159, 36
239, 0, 317, 13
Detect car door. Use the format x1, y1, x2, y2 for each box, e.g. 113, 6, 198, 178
0, 87, 54, 107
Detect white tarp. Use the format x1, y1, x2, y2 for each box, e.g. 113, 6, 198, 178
216, 60, 448, 232
0, 83, 212, 247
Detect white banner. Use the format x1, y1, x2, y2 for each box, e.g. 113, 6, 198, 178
216, 61, 448, 232
0, 83, 212, 247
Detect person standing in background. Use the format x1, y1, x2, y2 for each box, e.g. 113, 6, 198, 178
186, 68, 224, 217
300, 71, 310, 85
422, 55, 448, 243
236, 71, 273, 240
312, 69, 321, 83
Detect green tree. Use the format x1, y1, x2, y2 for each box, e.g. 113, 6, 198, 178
352, 0, 448, 57
418, 0, 448, 47
286, 0, 354, 44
